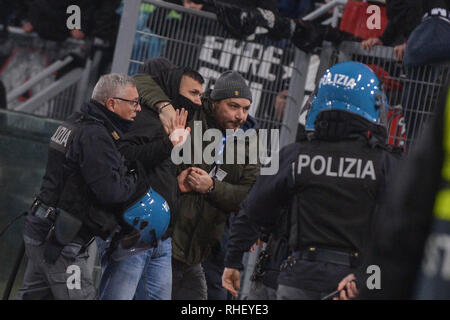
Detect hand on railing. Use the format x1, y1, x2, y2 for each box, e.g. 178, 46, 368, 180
361, 38, 383, 51
394, 43, 406, 61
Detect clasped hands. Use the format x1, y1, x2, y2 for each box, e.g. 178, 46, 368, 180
177, 167, 214, 194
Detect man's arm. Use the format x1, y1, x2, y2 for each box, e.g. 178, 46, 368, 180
207, 163, 260, 213
76, 125, 137, 205
133, 73, 178, 134
133, 73, 170, 109
244, 144, 298, 229
119, 103, 189, 171
118, 133, 173, 172
224, 207, 260, 270
379, 0, 421, 46
222, 205, 261, 298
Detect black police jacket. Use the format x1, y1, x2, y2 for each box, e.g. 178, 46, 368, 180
24, 100, 143, 242
225, 133, 396, 270
118, 104, 178, 239
359, 85, 449, 299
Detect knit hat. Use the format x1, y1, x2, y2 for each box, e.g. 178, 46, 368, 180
210, 71, 252, 102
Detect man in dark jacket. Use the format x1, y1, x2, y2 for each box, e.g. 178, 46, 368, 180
98, 58, 203, 300
17, 73, 144, 300
138, 69, 260, 299
222, 62, 397, 300
336, 82, 450, 300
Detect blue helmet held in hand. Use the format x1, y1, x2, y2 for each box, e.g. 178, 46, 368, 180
305, 61, 388, 131
120, 187, 170, 250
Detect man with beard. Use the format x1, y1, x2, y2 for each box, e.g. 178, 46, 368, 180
98, 58, 203, 300
138, 69, 260, 299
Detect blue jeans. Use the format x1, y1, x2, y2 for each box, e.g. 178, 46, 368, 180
98, 237, 172, 300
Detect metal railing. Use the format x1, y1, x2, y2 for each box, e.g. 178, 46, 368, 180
1, 27, 105, 120
104, 0, 449, 301
303, 0, 347, 27
336, 41, 450, 147
112, 0, 310, 149
111, 0, 315, 300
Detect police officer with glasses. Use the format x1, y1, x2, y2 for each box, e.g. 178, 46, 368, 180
17, 74, 149, 300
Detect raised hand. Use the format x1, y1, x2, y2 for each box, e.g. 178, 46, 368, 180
169, 108, 191, 146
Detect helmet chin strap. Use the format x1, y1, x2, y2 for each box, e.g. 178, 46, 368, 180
314, 110, 357, 140
314, 110, 387, 146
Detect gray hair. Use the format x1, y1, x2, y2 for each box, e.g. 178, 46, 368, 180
91, 73, 136, 104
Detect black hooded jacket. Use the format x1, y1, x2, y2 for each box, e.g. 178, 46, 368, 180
358, 84, 449, 299
379, 0, 449, 45
141, 59, 202, 120
118, 58, 198, 239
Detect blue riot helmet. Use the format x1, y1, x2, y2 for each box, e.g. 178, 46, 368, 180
112, 187, 170, 261
305, 61, 388, 131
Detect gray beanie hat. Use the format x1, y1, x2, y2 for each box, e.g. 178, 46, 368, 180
210, 71, 252, 102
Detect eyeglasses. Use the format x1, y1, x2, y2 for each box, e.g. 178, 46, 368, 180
113, 97, 140, 110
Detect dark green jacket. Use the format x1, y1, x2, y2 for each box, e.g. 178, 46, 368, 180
134, 74, 260, 265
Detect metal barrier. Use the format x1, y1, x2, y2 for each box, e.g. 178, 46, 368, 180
112, 0, 309, 148
0, 109, 61, 298
335, 41, 450, 148
111, 0, 314, 300
0, 27, 104, 120
109, 0, 449, 301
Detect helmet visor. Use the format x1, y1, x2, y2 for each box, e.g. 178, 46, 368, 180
300, 87, 318, 129
375, 91, 389, 129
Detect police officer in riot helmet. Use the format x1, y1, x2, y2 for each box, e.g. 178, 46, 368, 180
222, 61, 398, 299
16, 74, 170, 300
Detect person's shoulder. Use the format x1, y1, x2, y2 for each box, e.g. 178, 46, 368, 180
281, 141, 303, 152
132, 73, 148, 81
76, 119, 110, 142
279, 142, 303, 160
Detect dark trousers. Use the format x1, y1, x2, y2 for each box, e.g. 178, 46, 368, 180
202, 257, 228, 300
277, 257, 355, 300
172, 258, 207, 300
16, 236, 97, 300
277, 284, 330, 300
248, 280, 277, 300
202, 223, 230, 300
